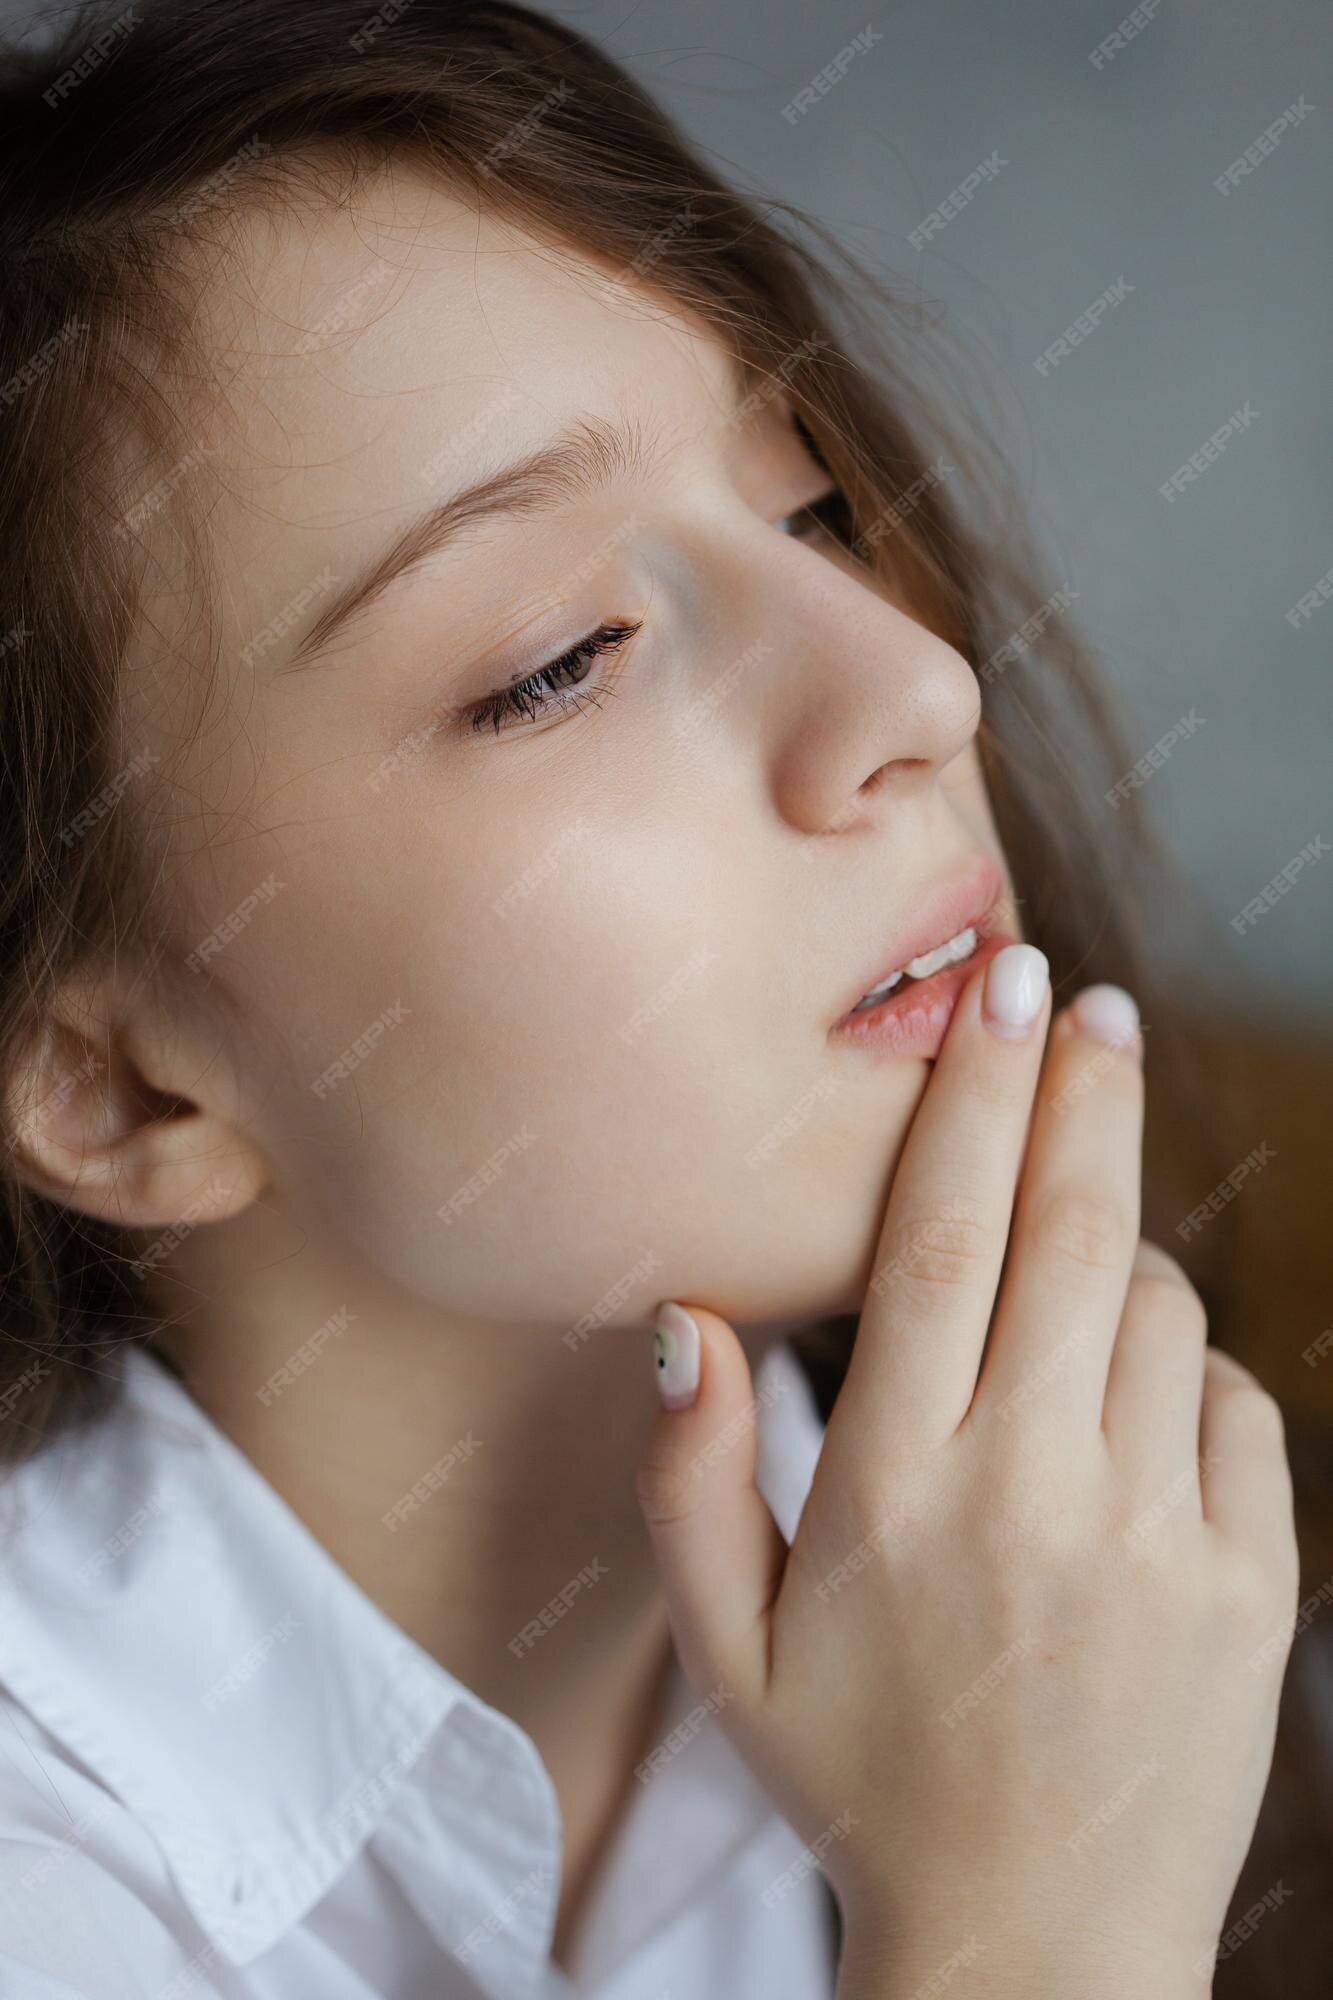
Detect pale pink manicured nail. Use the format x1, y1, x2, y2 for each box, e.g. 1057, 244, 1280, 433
653, 1302, 700, 1410
1073, 983, 1140, 1048
981, 943, 1049, 1039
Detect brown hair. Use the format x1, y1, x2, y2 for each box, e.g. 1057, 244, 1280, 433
0, 0, 1324, 1988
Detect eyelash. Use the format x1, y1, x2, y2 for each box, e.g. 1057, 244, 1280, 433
467, 619, 644, 735
465, 483, 848, 735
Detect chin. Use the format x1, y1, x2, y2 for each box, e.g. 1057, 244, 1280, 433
717, 1255, 868, 1335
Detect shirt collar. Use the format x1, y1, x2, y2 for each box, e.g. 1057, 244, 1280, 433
0, 1334, 826, 1970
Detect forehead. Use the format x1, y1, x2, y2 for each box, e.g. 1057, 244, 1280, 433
181, 161, 745, 574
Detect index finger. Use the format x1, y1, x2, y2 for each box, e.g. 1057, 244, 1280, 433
829, 942, 1051, 1463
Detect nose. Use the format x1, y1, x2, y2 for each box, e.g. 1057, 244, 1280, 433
764, 547, 982, 837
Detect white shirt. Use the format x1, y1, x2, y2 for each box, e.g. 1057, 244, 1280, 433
0, 1339, 838, 1998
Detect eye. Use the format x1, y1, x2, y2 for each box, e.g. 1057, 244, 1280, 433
465, 618, 642, 736
774, 483, 851, 543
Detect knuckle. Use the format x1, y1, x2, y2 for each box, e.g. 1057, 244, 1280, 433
839, 1469, 927, 1554
960, 1058, 1032, 1115
1117, 1457, 1202, 1560
1203, 1345, 1256, 1389
1240, 1376, 1285, 1419
982, 1458, 1077, 1563
1205, 1352, 1286, 1434
1117, 1516, 1180, 1581
1131, 1235, 1189, 1285
1029, 1187, 1133, 1273
1129, 1269, 1208, 1340
876, 1202, 991, 1301
1216, 1548, 1286, 1630
1232, 1382, 1288, 1443
634, 1445, 704, 1527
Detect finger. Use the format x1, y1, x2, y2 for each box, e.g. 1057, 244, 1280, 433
833, 941, 1051, 1462
1101, 1240, 1208, 1506
1197, 1347, 1296, 1560
635, 1302, 787, 1705
969, 985, 1143, 1436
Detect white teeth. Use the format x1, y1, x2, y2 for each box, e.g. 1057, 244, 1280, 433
852, 926, 978, 1012
903, 926, 978, 981
857, 968, 904, 1006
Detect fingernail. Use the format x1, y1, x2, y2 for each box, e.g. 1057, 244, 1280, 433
1073, 983, 1140, 1049
982, 943, 1049, 1039
653, 1302, 700, 1410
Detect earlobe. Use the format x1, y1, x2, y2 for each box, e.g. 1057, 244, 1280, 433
4, 990, 268, 1231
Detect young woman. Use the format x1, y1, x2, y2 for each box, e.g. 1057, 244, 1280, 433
0, 2, 1317, 1994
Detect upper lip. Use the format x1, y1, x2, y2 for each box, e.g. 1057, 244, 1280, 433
832, 852, 1006, 1027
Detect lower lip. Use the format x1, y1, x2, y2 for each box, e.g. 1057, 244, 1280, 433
829, 929, 1017, 1060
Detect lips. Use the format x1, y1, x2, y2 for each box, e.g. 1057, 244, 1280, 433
830, 927, 1015, 1061
830, 854, 1007, 1032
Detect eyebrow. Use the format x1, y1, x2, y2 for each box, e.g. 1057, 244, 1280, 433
275, 349, 755, 675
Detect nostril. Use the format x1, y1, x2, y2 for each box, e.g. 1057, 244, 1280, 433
861, 755, 925, 795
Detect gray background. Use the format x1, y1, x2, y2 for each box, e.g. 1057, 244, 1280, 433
12, 0, 1331, 1030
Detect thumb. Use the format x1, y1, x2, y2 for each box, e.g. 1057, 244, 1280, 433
635, 1301, 788, 1705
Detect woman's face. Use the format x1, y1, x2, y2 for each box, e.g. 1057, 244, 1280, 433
128, 160, 1017, 1332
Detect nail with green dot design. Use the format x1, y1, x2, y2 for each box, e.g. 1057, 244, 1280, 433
652, 1302, 700, 1410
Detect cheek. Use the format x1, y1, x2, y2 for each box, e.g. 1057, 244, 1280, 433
302, 847, 906, 1328
226, 803, 851, 1322
224, 806, 742, 1312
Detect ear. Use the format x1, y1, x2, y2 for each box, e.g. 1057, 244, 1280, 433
4, 968, 268, 1230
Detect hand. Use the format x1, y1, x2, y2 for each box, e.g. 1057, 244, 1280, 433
636, 947, 1300, 1997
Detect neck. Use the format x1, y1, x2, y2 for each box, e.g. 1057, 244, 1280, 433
146, 1199, 794, 1739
